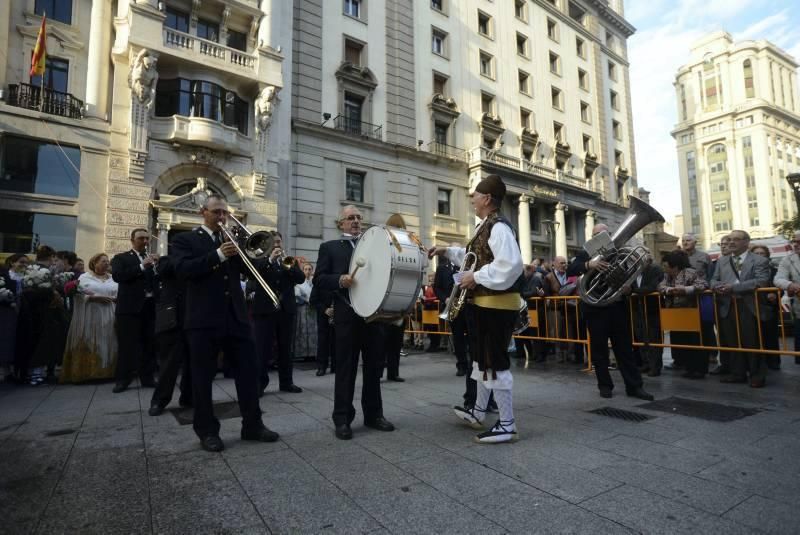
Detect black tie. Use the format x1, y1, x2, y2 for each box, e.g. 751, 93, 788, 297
213, 231, 221, 247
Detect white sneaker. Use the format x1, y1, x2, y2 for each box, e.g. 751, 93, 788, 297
475, 420, 518, 444
453, 405, 485, 430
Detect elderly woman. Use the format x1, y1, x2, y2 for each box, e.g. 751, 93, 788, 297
658, 249, 709, 379
1, 254, 29, 381
293, 262, 318, 360
61, 253, 119, 383
750, 244, 780, 370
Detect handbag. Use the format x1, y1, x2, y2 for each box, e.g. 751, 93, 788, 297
699, 293, 714, 323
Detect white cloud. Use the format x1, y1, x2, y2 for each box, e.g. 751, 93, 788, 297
736, 10, 789, 40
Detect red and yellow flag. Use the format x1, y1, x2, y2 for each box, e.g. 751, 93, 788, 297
29, 15, 47, 77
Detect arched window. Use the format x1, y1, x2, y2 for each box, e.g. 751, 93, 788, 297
703, 55, 720, 111
743, 59, 754, 98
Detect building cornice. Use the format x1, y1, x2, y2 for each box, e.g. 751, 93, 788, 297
671, 100, 800, 138
586, 0, 636, 38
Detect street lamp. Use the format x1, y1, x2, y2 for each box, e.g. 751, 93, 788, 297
787, 172, 800, 211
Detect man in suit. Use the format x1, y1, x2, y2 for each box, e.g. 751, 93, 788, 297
435, 252, 469, 375
629, 256, 664, 376
313, 205, 395, 440
710, 229, 772, 387
310, 280, 336, 376
251, 232, 305, 394
111, 229, 158, 393
172, 194, 278, 452
567, 224, 654, 400
774, 230, 800, 366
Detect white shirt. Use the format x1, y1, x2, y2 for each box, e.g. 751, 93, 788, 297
445, 218, 523, 290
201, 224, 228, 263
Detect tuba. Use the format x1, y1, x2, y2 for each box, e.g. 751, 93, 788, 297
578, 196, 664, 307
439, 252, 477, 322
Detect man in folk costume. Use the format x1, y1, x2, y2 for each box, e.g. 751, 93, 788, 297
431, 175, 524, 443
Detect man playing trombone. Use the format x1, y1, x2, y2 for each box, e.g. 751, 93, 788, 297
172, 194, 279, 452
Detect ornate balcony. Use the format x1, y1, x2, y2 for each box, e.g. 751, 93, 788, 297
332, 115, 383, 140
162, 27, 256, 71
150, 115, 252, 155
428, 141, 467, 161
7, 83, 83, 119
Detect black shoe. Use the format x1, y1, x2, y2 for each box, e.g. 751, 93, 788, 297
316, 368, 326, 377
599, 387, 613, 399
388, 376, 405, 382
280, 384, 303, 393
148, 405, 165, 416
456, 368, 466, 377
626, 387, 654, 401
241, 426, 280, 442
140, 377, 157, 388
335, 423, 353, 440
364, 417, 395, 432
112, 381, 130, 394
200, 435, 225, 452
709, 365, 727, 376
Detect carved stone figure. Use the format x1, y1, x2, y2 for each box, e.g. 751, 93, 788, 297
129, 49, 159, 108
255, 85, 278, 131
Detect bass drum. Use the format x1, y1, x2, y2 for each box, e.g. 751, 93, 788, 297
349, 225, 428, 322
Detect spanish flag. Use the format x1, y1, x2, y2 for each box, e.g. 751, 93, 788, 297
30, 15, 46, 77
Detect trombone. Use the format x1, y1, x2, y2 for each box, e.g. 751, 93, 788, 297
218, 215, 281, 309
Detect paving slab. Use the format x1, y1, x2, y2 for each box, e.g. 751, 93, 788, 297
723, 494, 800, 534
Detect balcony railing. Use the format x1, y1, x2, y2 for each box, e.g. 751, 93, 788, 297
7, 83, 83, 119
428, 141, 467, 161
332, 115, 383, 140
556, 169, 589, 188
162, 27, 256, 71
525, 161, 556, 180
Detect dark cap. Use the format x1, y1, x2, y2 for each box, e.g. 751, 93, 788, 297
474, 174, 506, 203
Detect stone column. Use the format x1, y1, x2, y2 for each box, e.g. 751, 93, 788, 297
157, 223, 170, 256
86, 0, 112, 119
517, 195, 532, 264
585, 209, 596, 241
555, 203, 567, 258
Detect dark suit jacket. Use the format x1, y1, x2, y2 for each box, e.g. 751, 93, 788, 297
171, 227, 249, 334
313, 238, 359, 325
251, 257, 304, 315
710, 251, 771, 319
111, 249, 154, 315
434, 259, 456, 303
631, 263, 663, 319
154, 256, 185, 335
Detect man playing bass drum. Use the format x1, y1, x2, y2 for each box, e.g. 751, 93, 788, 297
430, 175, 524, 444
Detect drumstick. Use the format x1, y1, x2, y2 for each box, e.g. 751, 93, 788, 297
350, 257, 366, 278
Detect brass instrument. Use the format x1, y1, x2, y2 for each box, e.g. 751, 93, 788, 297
276, 250, 296, 270
439, 252, 477, 322
578, 196, 665, 307
218, 216, 281, 309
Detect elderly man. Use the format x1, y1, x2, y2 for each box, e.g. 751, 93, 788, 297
676, 233, 717, 374
681, 234, 711, 279
710, 230, 771, 387
774, 231, 800, 366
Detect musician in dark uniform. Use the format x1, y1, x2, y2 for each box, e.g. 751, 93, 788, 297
251, 232, 305, 394
431, 175, 524, 444
566, 223, 654, 400
172, 194, 278, 452
310, 280, 336, 376
434, 251, 469, 376
313, 205, 395, 440
110, 228, 158, 393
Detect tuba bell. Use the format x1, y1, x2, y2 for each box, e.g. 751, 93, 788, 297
578, 196, 664, 307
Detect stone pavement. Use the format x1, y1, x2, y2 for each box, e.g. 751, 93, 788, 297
3, 351, 800, 534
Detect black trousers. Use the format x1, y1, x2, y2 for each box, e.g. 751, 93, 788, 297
186, 327, 262, 439
151, 329, 192, 408
382, 324, 404, 379
450, 313, 469, 371
253, 313, 295, 390
115, 300, 156, 383
672, 331, 707, 375
315, 306, 336, 371
332, 317, 384, 426
718, 310, 766, 382
585, 301, 643, 392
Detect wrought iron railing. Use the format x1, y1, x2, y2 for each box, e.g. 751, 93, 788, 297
7, 83, 84, 119
427, 141, 467, 161
332, 115, 383, 140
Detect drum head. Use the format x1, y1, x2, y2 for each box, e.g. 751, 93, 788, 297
349, 226, 392, 317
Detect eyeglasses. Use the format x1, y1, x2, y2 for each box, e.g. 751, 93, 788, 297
343, 214, 363, 221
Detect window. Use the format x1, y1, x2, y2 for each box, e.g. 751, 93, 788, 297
30, 57, 69, 93
345, 39, 364, 66
1, 136, 80, 198
482, 136, 496, 149
0, 210, 77, 252
437, 189, 452, 215
520, 108, 532, 129
744, 155, 754, 168
431, 0, 444, 12
164, 6, 189, 33
742, 136, 752, 149
343, 93, 364, 131
614, 150, 623, 167
433, 72, 448, 95
434, 122, 449, 145
710, 182, 727, 192
751, 217, 760, 227
715, 220, 731, 232
747, 194, 758, 209
227, 30, 247, 51
518, 70, 531, 95
549, 52, 561, 75
547, 19, 559, 42
481, 92, 495, 115
35, 0, 72, 25
515, 0, 527, 21
432, 28, 447, 56
582, 134, 592, 153
580, 101, 591, 123
345, 170, 365, 202
608, 61, 617, 81
605, 30, 615, 49
478, 11, 492, 38
516, 33, 529, 57
344, 0, 361, 18
551, 86, 563, 110
746, 174, 756, 188
610, 90, 619, 110
197, 19, 219, 42
568, 1, 586, 24
479, 51, 494, 78
612, 120, 621, 140
743, 59, 754, 99
553, 121, 564, 142
713, 201, 728, 212
155, 79, 249, 135
680, 83, 687, 120
709, 161, 726, 174
576, 37, 585, 58
578, 69, 588, 90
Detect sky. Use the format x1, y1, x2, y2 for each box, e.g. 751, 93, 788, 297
626, 0, 800, 226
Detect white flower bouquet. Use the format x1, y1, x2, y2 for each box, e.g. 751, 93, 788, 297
0, 277, 14, 306
22, 265, 53, 289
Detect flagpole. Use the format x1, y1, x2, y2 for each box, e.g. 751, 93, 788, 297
39, 11, 45, 112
